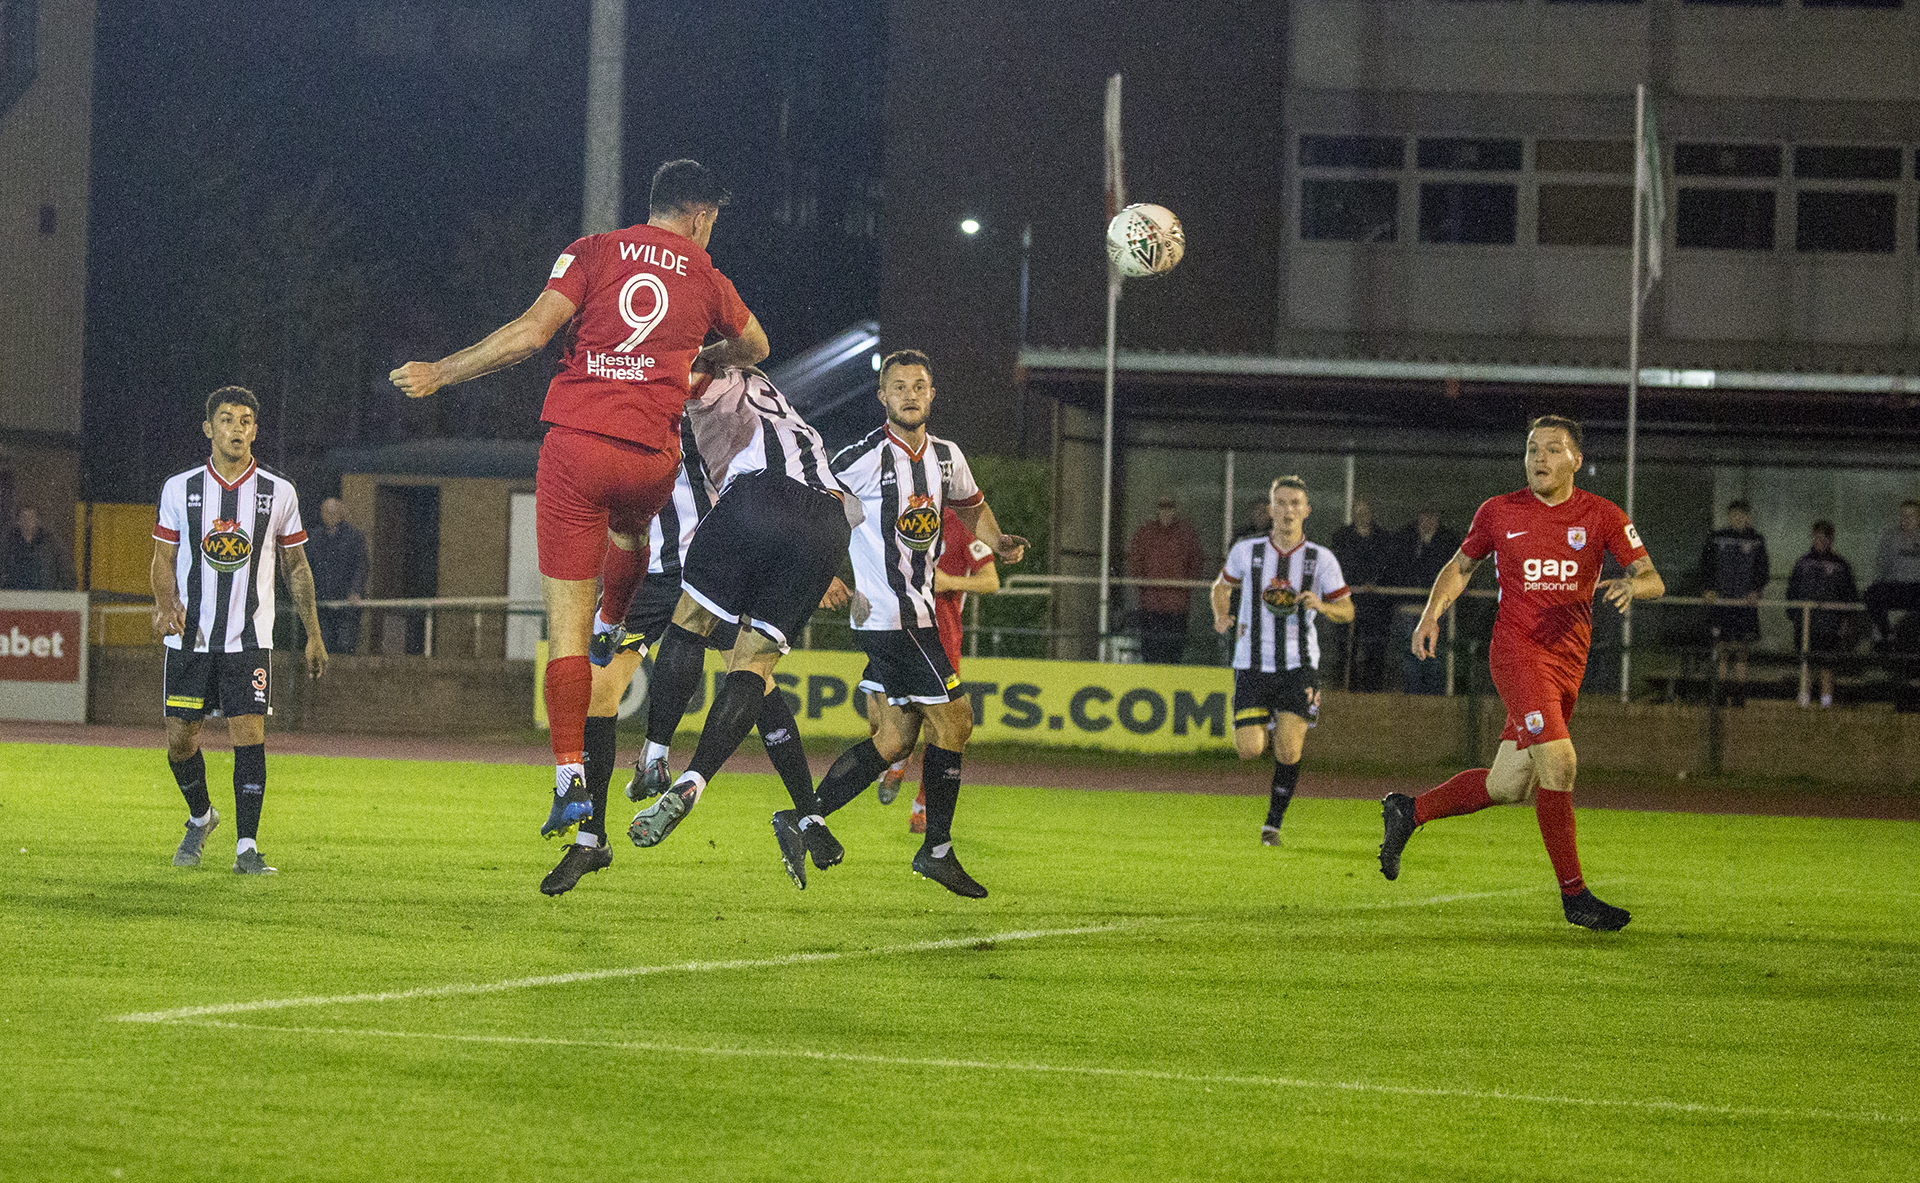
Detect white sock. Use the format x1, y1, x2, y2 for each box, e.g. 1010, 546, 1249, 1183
643, 740, 670, 766
888, 758, 908, 774
191, 810, 212, 827
1821, 692, 1833, 707
237, 838, 257, 855
574, 831, 599, 848
554, 761, 584, 796
674, 772, 707, 803
931, 841, 952, 858
797, 813, 825, 830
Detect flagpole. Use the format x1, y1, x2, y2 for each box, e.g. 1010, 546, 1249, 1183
1096, 73, 1124, 661
1621, 83, 1646, 704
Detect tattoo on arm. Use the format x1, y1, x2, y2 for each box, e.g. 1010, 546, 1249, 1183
1453, 550, 1482, 578
1626, 557, 1654, 579
284, 549, 321, 628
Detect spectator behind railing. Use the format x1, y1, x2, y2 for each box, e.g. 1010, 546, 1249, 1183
1388, 507, 1460, 695
1127, 493, 1204, 665
1701, 499, 1769, 708
305, 497, 369, 656
1787, 520, 1859, 709
1865, 499, 1920, 650
1329, 497, 1394, 692
0, 506, 75, 591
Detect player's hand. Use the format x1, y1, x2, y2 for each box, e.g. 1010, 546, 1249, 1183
994, 534, 1028, 565
850, 590, 872, 626
819, 577, 851, 611
388, 362, 441, 399
151, 599, 185, 640
1298, 591, 1324, 614
305, 633, 329, 680
1600, 578, 1636, 613
1410, 615, 1440, 659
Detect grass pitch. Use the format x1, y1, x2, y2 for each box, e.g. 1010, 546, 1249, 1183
1, 741, 1914, 1182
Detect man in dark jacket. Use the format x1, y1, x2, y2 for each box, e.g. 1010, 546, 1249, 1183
1, 507, 74, 590
1330, 498, 1393, 691
1701, 500, 1769, 706
1389, 507, 1461, 694
1786, 520, 1857, 709
304, 498, 369, 655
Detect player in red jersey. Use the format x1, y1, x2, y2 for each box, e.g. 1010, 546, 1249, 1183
871, 507, 1000, 832
1377, 416, 1665, 931
389, 160, 768, 840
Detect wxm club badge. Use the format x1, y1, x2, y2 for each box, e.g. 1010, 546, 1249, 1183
201, 520, 253, 573
1262, 577, 1298, 613
895, 495, 941, 552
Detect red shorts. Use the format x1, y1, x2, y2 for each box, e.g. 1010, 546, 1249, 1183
1489, 646, 1582, 750
535, 425, 679, 580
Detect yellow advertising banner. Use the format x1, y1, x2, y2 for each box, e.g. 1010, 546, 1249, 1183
537, 643, 1236, 754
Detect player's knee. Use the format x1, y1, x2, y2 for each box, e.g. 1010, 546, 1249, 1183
929, 704, 973, 751
1232, 728, 1268, 760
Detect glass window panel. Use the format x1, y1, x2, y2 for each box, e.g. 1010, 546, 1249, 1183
1676, 188, 1776, 250
1300, 179, 1399, 242
1682, 0, 1783, 7
1418, 182, 1518, 244
1795, 191, 1896, 252
1416, 138, 1523, 171
1794, 145, 1901, 180
1538, 184, 1633, 246
1674, 143, 1783, 178
1802, 0, 1901, 8
1298, 135, 1404, 170
1537, 139, 1634, 175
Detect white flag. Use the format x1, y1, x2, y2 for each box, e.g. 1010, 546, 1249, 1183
1637, 92, 1666, 295
1103, 73, 1125, 221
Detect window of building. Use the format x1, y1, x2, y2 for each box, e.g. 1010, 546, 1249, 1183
1417, 138, 1523, 172
1301, 180, 1399, 243
1802, 0, 1902, 8
0, 0, 36, 118
1677, 188, 1776, 250
1419, 183, 1517, 244
1675, 143, 1782, 179
1796, 191, 1896, 253
1537, 139, 1633, 176
1538, 185, 1633, 246
1682, 0, 1783, 7
1299, 135, 1404, 170
1794, 145, 1902, 181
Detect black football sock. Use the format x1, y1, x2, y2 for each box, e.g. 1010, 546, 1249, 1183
814, 739, 891, 817
1266, 761, 1300, 829
687, 670, 769, 783
643, 625, 709, 747
233, 743, 267, 842
170, 749, 211, 819
581, 715, 617, 841
756, 689, 819, 814
920, 744, 964, 848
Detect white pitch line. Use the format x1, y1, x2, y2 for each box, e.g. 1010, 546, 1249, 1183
156, 1018, 1912, 1128
111, 923, 1150, 1024
1338, 886, 1536, 910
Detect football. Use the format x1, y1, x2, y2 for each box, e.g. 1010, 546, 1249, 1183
1106, 202, 1185, 279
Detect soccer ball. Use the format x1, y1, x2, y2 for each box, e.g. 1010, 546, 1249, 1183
1106, 203, 1185, 279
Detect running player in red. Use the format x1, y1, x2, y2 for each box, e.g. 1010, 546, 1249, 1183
1377, 415, 1665, 931
388, 160, 767, 839
872, 506, 1000, 833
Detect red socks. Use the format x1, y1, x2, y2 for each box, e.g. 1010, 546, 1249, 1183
598, 542, 649, 628
544, 655, 593, 765
1414, 768, 1492, 826
1534, 788, 1586, 897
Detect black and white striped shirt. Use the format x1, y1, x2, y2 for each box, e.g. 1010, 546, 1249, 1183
683, 368, 857, 522
1220, 535, 1349, 673
830, 425, 983, 631
153, 459, 308, 653
647, 416, 716, 579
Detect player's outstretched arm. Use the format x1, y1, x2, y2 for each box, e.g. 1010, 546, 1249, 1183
281, 545, 330, 679
952, 501, 1027, 565
935, 562, 999, 596
693, 314, 770, 375
389, 289, 578, 399
1601, 555, 1665, 613
150, 540, 184, 640
1413, 548, 1480, 658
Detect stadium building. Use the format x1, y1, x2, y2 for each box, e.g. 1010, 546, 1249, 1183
881, 0, 1920, 670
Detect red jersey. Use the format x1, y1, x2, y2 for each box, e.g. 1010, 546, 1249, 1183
541, 224, 751, 452
932, 508, 995, 670
1460, 487, 1647, 671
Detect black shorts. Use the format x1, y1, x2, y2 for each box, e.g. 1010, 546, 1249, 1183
622, 571, 739, 653
1709, 604, 1761, 644
164, 647, 272, 720
678, 472, 851, 653
1232, 666, 1320, 728
857, 625, 961, 706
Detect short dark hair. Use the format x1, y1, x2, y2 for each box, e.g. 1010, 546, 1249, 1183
1812, 520, 1835, 538
878, 349, 934, 387
205, 385, 259, 422
1271, 475, 1308, 496
649, 159, 730, 217
1728, 499, 1752, 514
1528, 414, 1583, 451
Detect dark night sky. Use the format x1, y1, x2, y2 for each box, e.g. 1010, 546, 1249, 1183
82, 0, 883, 501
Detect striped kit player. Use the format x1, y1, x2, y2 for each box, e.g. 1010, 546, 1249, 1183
624, 365, 864, 887
149, 386, 328, 875
803, 349, 1027, 899
1211, 476, 1352, 846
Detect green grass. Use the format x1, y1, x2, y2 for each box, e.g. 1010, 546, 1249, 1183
1, 742, 1914, 1182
